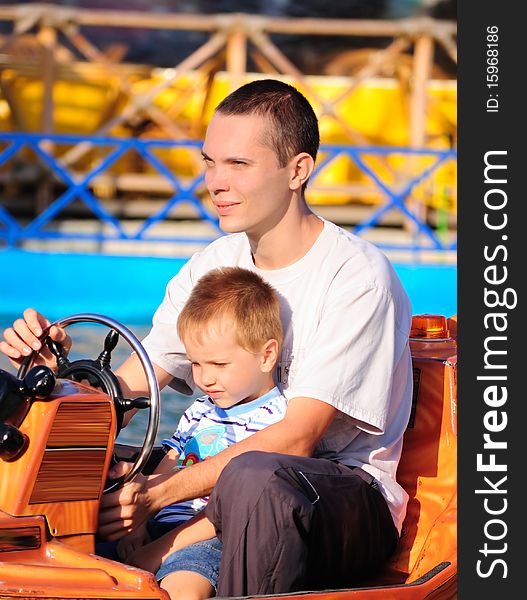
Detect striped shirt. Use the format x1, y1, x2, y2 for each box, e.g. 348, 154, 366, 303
153, 387, 287, 523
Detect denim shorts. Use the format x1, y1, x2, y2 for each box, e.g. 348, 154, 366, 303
95, 518, 186, 562
156, 537, 223, 591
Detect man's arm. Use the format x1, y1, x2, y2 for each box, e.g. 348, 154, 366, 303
115, 352, 175, 426
98, 396, 337, 540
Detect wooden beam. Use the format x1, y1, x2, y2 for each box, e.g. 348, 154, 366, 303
0, 5, 456, 39
408, 34, 434, 234
37, 24, 57, 134
226, 25, 247, 93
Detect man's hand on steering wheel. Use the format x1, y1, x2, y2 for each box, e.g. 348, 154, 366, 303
1, 308, 71, 370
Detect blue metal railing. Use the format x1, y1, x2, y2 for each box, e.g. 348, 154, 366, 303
0, 133, 456, 252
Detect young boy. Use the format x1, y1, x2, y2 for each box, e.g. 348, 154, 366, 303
117, 266, 287, 599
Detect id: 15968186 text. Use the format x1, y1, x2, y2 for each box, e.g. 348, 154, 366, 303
486, 25, 499, 113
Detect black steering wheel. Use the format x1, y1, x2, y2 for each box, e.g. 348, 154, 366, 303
17, 313, 160, 493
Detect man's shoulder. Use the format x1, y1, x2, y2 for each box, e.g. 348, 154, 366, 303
319, 219, 410, 310
191, 233, 249, 268
204, 232, 247, 253
320, 218, 375, 255
326, 218, 382, 247
320, 220, 393, 276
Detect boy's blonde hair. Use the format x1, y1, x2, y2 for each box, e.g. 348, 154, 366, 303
177, 267, 283, 353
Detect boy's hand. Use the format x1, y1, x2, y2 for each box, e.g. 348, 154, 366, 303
116, 523, 151, 564
98, 462, 156, 540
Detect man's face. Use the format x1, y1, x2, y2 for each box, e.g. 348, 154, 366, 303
202, 113, 293, 238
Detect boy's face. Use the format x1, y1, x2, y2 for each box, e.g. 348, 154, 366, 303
202, 112, 293, 239
183, 320, 276, 409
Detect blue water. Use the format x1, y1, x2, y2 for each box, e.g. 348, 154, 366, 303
0, 250, 189, 324
0, 249, 457, 321
0, 248, 456, 445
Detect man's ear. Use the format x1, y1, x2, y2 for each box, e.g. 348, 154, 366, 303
260, 339, 279, 373
289, 153, 315, 191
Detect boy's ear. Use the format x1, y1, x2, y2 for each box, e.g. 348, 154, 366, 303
260, 339, 279, 373
289, 152, 315, 191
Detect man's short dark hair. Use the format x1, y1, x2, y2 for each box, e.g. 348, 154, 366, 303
215, 79, 320, 168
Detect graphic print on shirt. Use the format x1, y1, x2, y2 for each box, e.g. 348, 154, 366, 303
179, 424, 228, 466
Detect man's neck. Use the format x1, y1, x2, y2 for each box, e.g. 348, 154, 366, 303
249, 209, 324, 271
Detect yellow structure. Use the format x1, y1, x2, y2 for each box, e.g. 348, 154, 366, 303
0, 6, 457, 216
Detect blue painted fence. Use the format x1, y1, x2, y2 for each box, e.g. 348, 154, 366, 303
0, 133, 456, 252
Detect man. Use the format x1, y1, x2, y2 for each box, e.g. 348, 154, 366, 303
1, 79, 413, 596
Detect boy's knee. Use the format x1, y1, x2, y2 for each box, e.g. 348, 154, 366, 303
160, 572, 214, 600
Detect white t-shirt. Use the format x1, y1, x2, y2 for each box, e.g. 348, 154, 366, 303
142, 218, 413, 533
155, 386, 287, 522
